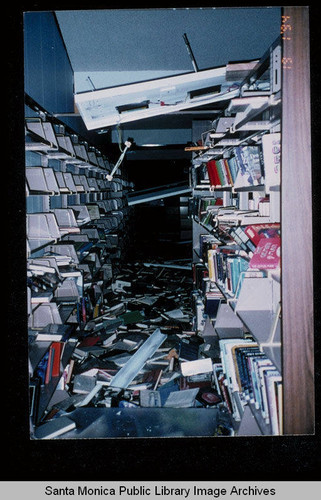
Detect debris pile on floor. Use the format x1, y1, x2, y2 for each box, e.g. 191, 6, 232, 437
33, 260, 233, 438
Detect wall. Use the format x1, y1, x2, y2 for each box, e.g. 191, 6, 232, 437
23, 11, 109, 147
24, 11, 74, 114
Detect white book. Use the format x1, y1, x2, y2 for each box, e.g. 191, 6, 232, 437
31, 290, 53, 304
262, 133, 281, 192
35, 331, 63, 341
256, 362, 274, 422
28, 261, 58, 275
264, 370, 282, 434
180, 357, 213, 377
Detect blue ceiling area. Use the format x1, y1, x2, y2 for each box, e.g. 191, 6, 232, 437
55, 7, 281, 83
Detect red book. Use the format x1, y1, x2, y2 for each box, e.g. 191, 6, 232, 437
51, 342, 63, 378
207, 160, 221, 186
249, 237, 281, 269
243, 223, 280, 246
78, 336, 100, 348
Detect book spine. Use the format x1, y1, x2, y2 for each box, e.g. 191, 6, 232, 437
229, 228, 248, 252
240, 146, 251, 184
244, 146, 262, 185
255, 362, 273, 421
234, 146, 246, 174
247, 356, 266, 408
230, 257, 239, 295
225, 258, 233, 294
51, 342, 62, 378
213, 364, 224, 396
45, 345, 55, 385
207, 160, 221, 187
232, 349, 244, 393
220, 159, 228, 185
261, 133, 281, 189
228, 156, 239, 183
216, 160, 226, 186
238, 349, 254, 399
207, 249, 216, 281
223, 159, 233, 186
218, 374, 233, 414
258, 367, 272, 424
264, 372, 281, 435
240, 349, 261, 401
213, 161, 222, 187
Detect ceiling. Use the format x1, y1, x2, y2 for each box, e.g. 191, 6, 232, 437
55, 8, 281, 76
55, 7, 281, 156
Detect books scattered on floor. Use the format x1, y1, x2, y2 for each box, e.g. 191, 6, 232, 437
29, 261, 237, 438
29, 259, 281, 438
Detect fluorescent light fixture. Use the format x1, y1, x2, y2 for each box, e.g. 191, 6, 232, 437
109, 327, 167, 389
74, 66, 239, 130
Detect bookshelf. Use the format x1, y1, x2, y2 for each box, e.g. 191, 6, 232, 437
189, 7, 313, 435
25, 96, 134, 425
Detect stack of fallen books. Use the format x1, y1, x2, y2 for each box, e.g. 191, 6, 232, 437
32, 260, 234, 439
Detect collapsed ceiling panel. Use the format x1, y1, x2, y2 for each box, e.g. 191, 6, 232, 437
74, 65, 241, 130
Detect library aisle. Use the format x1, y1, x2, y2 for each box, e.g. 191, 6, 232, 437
23, 7, 314, 440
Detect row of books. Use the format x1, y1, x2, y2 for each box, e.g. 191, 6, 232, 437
206, 157, 239, 188
199, 233, 220, 262
195, 235, 250, 298
196, 197, 224, 227
218, 338, 282, 434
195, 229, 280, 305
229, 223, 280, 254
192, 265, 225, 328
202, 221, 280, 270
206, 238, 280, 295
191, 258, 281, 434
193, 133, 280, 192
192, 262, 209, 294
204, 206, 273, 228
195, 207, 278, 254
202, 145, 263, 189
207, 247, 250, 297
